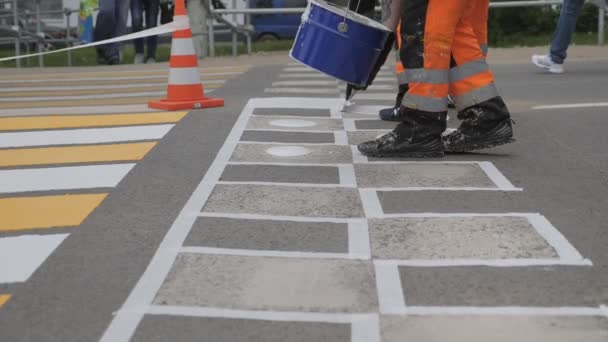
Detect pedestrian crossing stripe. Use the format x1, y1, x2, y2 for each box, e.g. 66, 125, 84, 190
0, 85, 217, 98
0, 142, 157, 167
0, 112, 187, 131
0, 194, 108, 232
0, 294, 10, 308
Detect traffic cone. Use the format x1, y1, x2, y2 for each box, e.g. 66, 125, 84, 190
149, 0, 224, 110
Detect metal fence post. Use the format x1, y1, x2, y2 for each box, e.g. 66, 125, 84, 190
36, 1, 43, 67
65, 9, 72, 66
246, 13, 252, 55
13, 0, 20, 68
208, 20, 215, 57
599, 5, 605, 45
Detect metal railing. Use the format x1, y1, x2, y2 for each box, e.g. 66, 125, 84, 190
208, 0, 607, 57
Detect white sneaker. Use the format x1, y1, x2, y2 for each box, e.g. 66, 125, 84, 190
134, 53, 145, 64
532, 54, 564, 74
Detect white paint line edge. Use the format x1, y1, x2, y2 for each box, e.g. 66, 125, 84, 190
347, 220, 371, 259
374, 262, 407, 313
228, 162, 351, 167
342, 119, 357, 132
359, 189, 384, 218
351, 314, 381, 342
478, 161, 520, 190
392, 306, 606, 316
350, 145, 368, 163
99, 99, 260, 342
147, 305, 377, 324
215, 181, 351, 188
0, 233, 70, 283
235, 141, 337, 146
339, 164, 358, 187
532, 102, 608, 110
250, 97, 343, 110
374, 258, 592, 267
179, 246, 369, 260
526, 213, 589, 263
198, 212, 355, 223
364, 187, 523, 192
334, 131, 349, 146
243, 128, 336, 133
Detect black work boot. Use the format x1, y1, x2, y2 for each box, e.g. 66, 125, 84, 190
379, 84, 409, 121
358, 108, 446, 158
444, 96, 515, 153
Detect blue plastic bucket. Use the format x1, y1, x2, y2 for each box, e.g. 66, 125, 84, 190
290, 0, 391, 86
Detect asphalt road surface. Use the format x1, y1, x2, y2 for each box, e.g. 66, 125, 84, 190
0, 51, 607, 341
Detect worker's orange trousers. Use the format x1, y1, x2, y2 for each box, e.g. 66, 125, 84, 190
398, 0, 497, 112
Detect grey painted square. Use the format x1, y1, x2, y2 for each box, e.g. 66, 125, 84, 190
369, 217, 557, 259
154, 254, 378, 312
203, 185, 364, 218
231, 144, 353, 164
241, 131, 335, 144
378, 191, 534, 214
253, 108, 332, 117
247, 116, 343, 131
185, 217, 349, 253
133, 315, 350, 342
355, 163, 497, 188
382, 316, 608, 342
347, 131, 390, 145
220, 165, 340, 184
397, 267, 602, 306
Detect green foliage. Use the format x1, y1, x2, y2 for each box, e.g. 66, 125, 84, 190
487, 2, 602, 46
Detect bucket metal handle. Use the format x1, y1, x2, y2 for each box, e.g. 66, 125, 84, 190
339, 0, 363, 33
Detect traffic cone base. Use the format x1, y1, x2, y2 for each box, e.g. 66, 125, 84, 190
148, 0, 224, 111
149, 97, 224, 111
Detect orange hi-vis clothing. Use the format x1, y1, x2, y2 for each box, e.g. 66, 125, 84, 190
395, 23, 407, 85
399, 0, 497, 112
473, 0, 489, 56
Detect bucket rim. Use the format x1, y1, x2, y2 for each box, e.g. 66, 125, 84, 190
308, 0, 392, 32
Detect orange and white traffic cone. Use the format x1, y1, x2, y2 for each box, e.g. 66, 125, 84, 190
149, 0, 224, 110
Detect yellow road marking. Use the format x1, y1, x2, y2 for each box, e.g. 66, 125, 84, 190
0, 66, 249, 81
0, 74, 236, 88
0, 97, 160, 109
0, 142, 157, 167
0, 86, 166, 98
0, 112, 187, 131
0, 295, 10, 308
0, 194, 108, 232
0, 83, 222, 98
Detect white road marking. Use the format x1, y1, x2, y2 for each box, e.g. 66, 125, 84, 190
147, 305, 378, 324
359, 189, 384, 218
339, 164, 358, 187
374, 262, 407, 313
348, 219, 372, 260
265, 145, 312, 157
0, 164, 135, 193
334, 131, 349, 145
268, 119, 317, 128
0, 234, 69, 283
478, 161, 520, 190
265, 88, 341, 95
0, 80, 225, 92
0, 125, 174, 148
272, 80, 338, 86
179, 246, 369, 260
0, 91, 167, 102
397, 306, 607, 316
199, 212, 353, 223
215, 181, 349, 188
532, 102, 608, 110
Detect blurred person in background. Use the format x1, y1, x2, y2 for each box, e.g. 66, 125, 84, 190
94, 0, 130, 64
531, 0, 586, 74
131, 0, 161, 64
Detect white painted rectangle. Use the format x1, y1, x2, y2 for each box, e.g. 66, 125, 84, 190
0, 234, 69, 283
0, 125, 174, 148
0, 164, 135, 193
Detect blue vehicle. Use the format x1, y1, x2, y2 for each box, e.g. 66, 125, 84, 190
249, 0, 307, 41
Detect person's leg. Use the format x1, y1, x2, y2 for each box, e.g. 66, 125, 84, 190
550, 0, 585, 64
471, 0, 489, 57
443, 0, 514, 153
144, 0, 160, 62
131, 0, 145, 63
93, 0, 116, 63
106, 0, 130, 63
359, 0, 470, 158
379, 22, 408, 121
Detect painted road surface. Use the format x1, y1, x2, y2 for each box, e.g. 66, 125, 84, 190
1, 55, 608, 341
